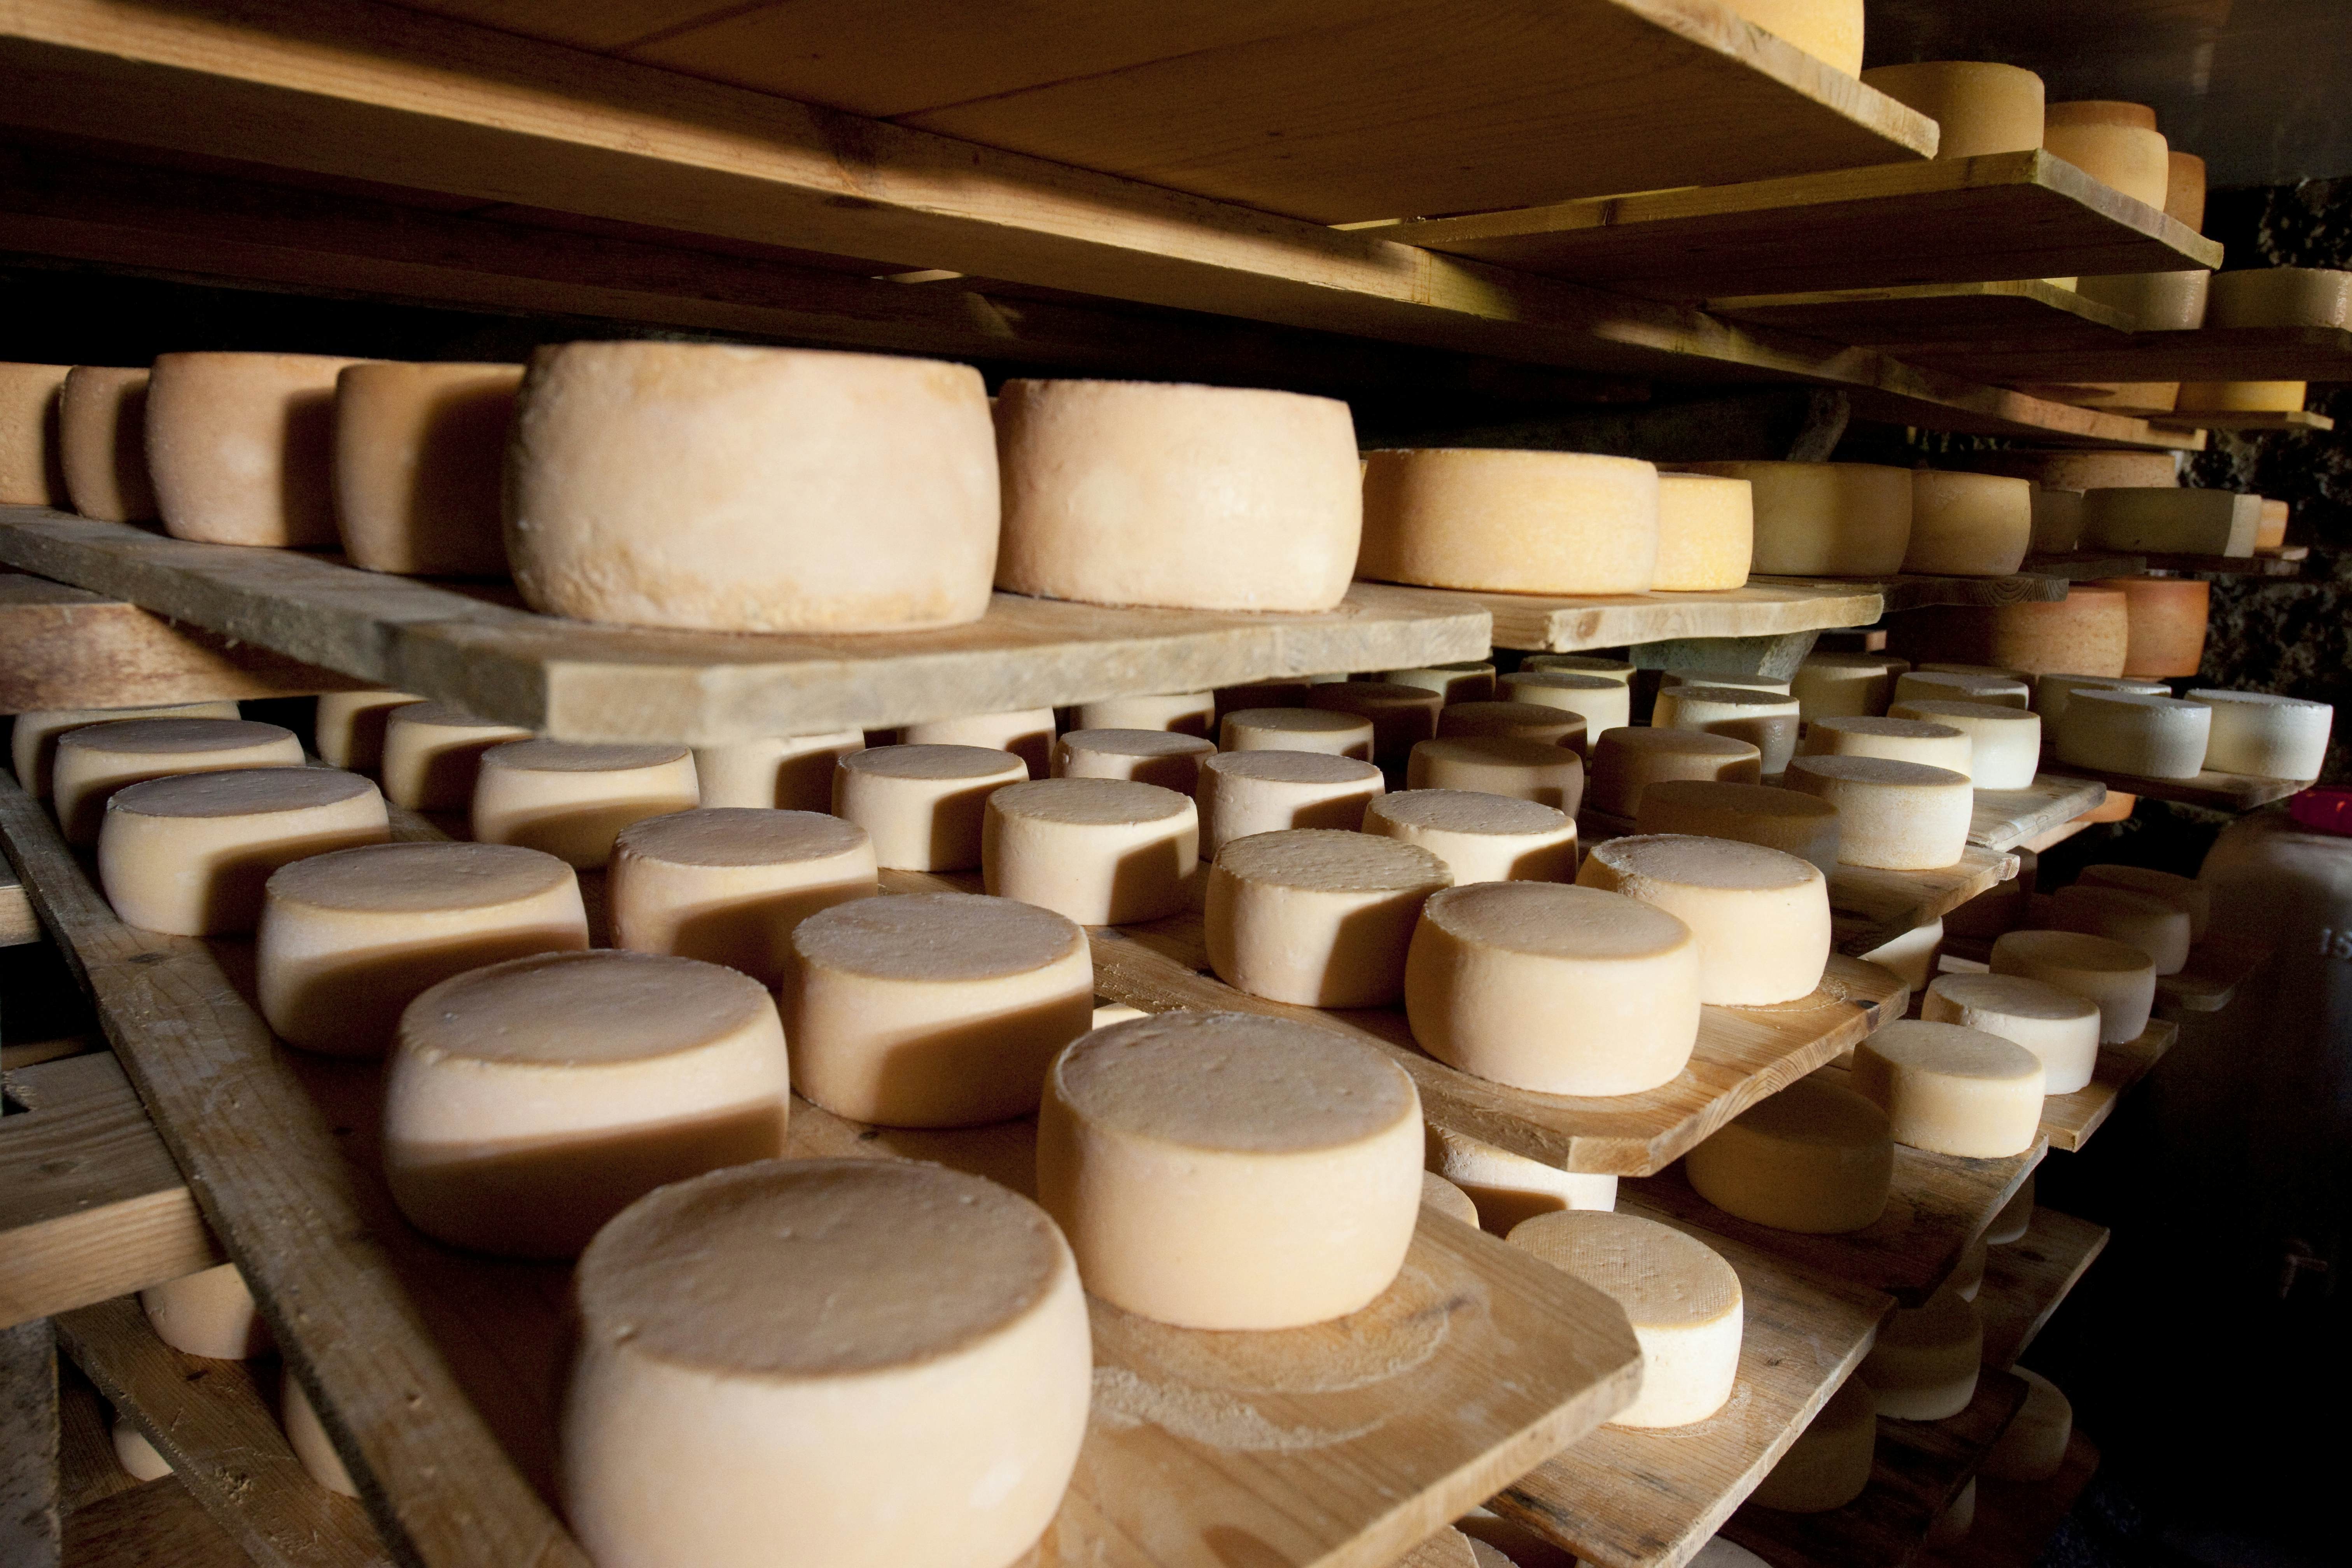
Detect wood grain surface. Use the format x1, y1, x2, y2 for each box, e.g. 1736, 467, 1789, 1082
1968, 777, 2107, 852
1976, 1209, 2109, 1373
1709, 282, 2135, 347
0, 570, 354, 710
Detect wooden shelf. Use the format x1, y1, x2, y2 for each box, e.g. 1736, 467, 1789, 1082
1909, 324, 2352, 386
0, 570, 354, 710
1977, 1208, 2110, 1372
1409, 579, 1884, 656
1708, 282, 2137, 348
1750, 574, 2067, 614
2039, 1022, 2179, 1153
1970, 777, 2109, 854
2152, 410, 2335, 434
2026, 550, 2303, 579
0, 857, 35, 948
2035, 754, 2308, 812
1923, 1428, 2100, 1568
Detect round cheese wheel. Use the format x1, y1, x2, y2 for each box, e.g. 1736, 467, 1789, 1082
1405, 882, 1700, 1096
1220, 706, 1374, 760
140, 1262, 270, 1360
1723, 0, 1863, 74
1922, 973, 2102, 1094
1785, 755, 1973, 871
1359, 449, 1659, 594
2167, 149, 2207, 228
2043, 104, 2169, 206
1436, 701, 1592, 754
1526, 654, 1636, 680
1307, 681, 1445, 766
1802, 715, 1973, 775
1653, 687, 1803, 774
1038, 1010, 1421, 1328
564, 1160, 1088, 1568
1792, 653, 1909, 720
2077, 863, 2209, 936
1578, 835, 1830, 1005
1861, 918, 1944, 994
1982, 1367, 2073, 1481
1990, 929, 2156, 1043
52, 718, 303, 846
1987, 1171, 2036, 1244
2187, 690, 2333, 780
1661, 672, 1791, 695
1850, 1019, 2046, 1158
112, 1416, 172, 1482
1379, 662, 1495, 704
2034, 672, 2167, 725
1090, 1003, 1146, 1029
1073, 691, 1215, 737
99, 767, 390, 935
1926, 1479, 1977, 1548
1586, 728, 1762, 817
1213, 678, 1311, 718
146, 352, 365, 546
2050, 882, 2192, 974
1053, 728, 1215, 794
1653, 472, 1754, 590
508, 343, 996, 632
1860, 61, 2044, 158
983, 778, 1199, 926
1886, 700, 2042, 788
471, 740, 700, 868
1750, 1374, 1877, 1512
1421, 1171, 1481, 1227
2256, 498, 2290, 550
1684, 1077, 1892, 1234
385, 950, 789, 1256
58, 366, 158, 522
2076, 269, 2210, 332
1364, 789, 1577, 884
380, 703, 535, 812
1425, 1122, 1618, 1231
1951, 1236, 1989, 1300
1197, 749, 1384, 858
1635, 779, 1839, 876
2091, 576, 2208, 677
1498, 671, 1633, 735
996, 379, 1360, 611
284, 1374, 358, 1498
2028, 485, 2086, 551
2053, 690, 2211, 779
10, 701, 240, 799
610, 809, 876, 986
1678, 462, 1912, 576
691, 732, 865, 811
313, 690, 422, 774
1206, 830, 1450, 1007
2177, 379, 2307, 412
1980, 448, 2178, 491
1507, 1210, 1742, 1428
833, 744, 1029, 871
901, 709, 1055, 779
1859, 1288, 1982, 1419
2206, 266, 2352, 329
1405, 737, 1585, 813
2081, 488, 2261, 554
1894, 669, 2030, 709
332, 361, 520, 575
1902, 472, 2033, 576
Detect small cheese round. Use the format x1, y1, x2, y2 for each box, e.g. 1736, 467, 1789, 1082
1785, 755, 1973, 871
98, 767, 391, 935
2091, 575, 2209, 678
1723, 0, 1863, 74
1586, 729, 1762, 817
2050, 882, 2192, 974
901, 709, 1055, 779
1526, 654, 1636, 680
1038, 1010, 1421, 1328
1073, 690, 1215, 737
1406, 737, 1586, 813
1990, 929, 2157, 1043
1988, 1172, 2035, 1244
1213, 678, 1311, 717
1359, 449, 1660, 594
1951, 1236, 1989, 1300
1507, 1210, 1743, 1428
2187, 690, 2333, 781
1195, 749, 1385, 858
1887, 700, 2042, 789
784, 892, 1092, 1126
140, 1262, 270, 1360
1052, 728, 1215, 793
471, 740, 700, 868
384, 950, 790, 1256
2081, 487, 2261, 554
1859, 1288, 1982, 1419
1437, 700, 1591, 753
1984, 448, 2178, 492
564, 1160, 1088, 1568
1364, 789, 1577, 884
1090, 1003, 1146, 1029
1205, 830, 1451, 1007
379, 703, 533, 811
1678, 462, 1912, 576
1684, 1077, 1892, 1234
610, 809, 877, 987
2177, 379, 2307, 413
1653, 686, 1803, 774
2034, 673, 2168, 726
2029, 485, 2086, 551
1220, 706, 1374, 760
2206, 266, 2352, 329
1922, 973, 2102, 1094
1405, 882, 1701, 1096
331, 361, 520, 576
691, 732, 865, 810
1927, 1479, 1978, 1548
1982, 1368, 2073, 1481
2168, 149, 2207, 227
1425, 1122, 1619, 1231
1499, 671, 1634, 734
284, 1375, 358, 1498
146, 352, 365, 546
1653, 471, 1754, 590
2053, 690, 2212, 779
1380, 662, 1495, 704
1307, 681, 1445, 766
1894, 670, 2030, 710
1792, 653, 1909, 720
1421, 1171, 1481, 1227
1578, 835, 1830, 1005
832, 744, 1029, 871
1750, 1374, 1877, 1513
313, 690, 422, 774
10, 702, 240, 799
2077, 269, 2211, 332
58, 366, 158, 521
983, 778, 1199, 925
2077, 863, 2209, 936
1902, 471, 2033, 577
1901, 589, 2130, 679
1850, 1020, 2046, 1158
112, 1416, 172, 1482
1636, 779, 1840, 876
2044, 103, 2170, 207
1802, 715, 1973, 775
2256, 498, 2290, 551
52, 718, 304, 846
1860, 61, 2044, 158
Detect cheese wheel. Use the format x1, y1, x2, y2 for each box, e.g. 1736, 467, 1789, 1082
1405, 882, 1700, 1096
1927, 1479, 1977, 1548
1660, 672, 1791, 695
1653, 686, 1802, 774
1421, 1171, 1481, 1227
1894, 669, 2030, 710
112, 1416, 171, 1482
1886, 700, 2042, 788
1197, 749, 1384, 858
1425, 1122, 1618, 1232
471, 740, 700, 868
1792, 653, 1909, 720
1307, 681, 1445, 766
610, 809, 875, 986
1038, 1010, 1421, 1328
832, 744, 1028, 872
901, 709, 1055, 779
1364, 789, 1577, 885
1861, 918, 1944, 994
1723, 0, 1864, 74
2053, 690, 2211, 779
2256, 498, 2289, 550
0, 361, 68, 505
385, 950, 789, 1256
1859, 1288, 1982, 1419
2034, 672, 2167, 725
1498, 671, 1633, 735
1902, 472, 2033, 576
691, 731, 866, 810
1526, 654, 1636, 680
58, 366, 158, 521
1359, 449, 1659, 594
1988, 1171, 2035, 1244
565, 1160, 1088, 1568
1678, 462, 1911, 576
9, 701, 240, 798
1751, 1374, 1877, 1512
1379, 662, 1495, 704
1213, 678, 1311, 718
1577, 835, 1830, 1005
1405, 737, 1585, 813
2044, 104, 2169, 206
146, 352, 366, 546
332, 361, 520, 575
1220, 706, 1374, 760
1206, 830, 1450, 1007
1860, 61, 2044, 158
2090, 576, 2209, 677
1052, 728, 1214, 794
1986, 449, 2180, 491
2051, 882, 2192, 974
983, 778, 1198, 926
380, 703, 534, 812
1073, 691, 1215, 737
996, 379, 1360, 611
2076, 269, 2210, 332
1802, 715, 1973, 775
2167, 149, 2207, 228
1437, 700, 1590, 753
508, 343, 996, 632
1982, 1368, 2073, 1481
1785, 755, 1972, 870
2205, 267, 2352, 329
1586, 728, 1762, 817
1991, 929, 2156, 1043
1652, 472, 1754, 590
1922, 972, 2102, 1095
284, 1375, 358, 1498
2026, 486, 2086, 551
1090, 1003, 1146, 1029
2187, 690, 2333, 781
98, 767, 391, 936
1951, 1236, 1989, 1300
140, 1261, 270, 1360
52, 718, 304, 846
2081, 488, 2261, 555
1850, 1019, 2046, 1158
1685, 1076, 1892, 1234
784, 892, 1092, 1125
314, 690, 423, 773
2077, 863, 2209, 936
1946, 847, 2034, 941
1635, 779, 1839, 876
1962, 587, 2133, 678
2178, 379, 2308, 412
1507, 1210, 1742, 1427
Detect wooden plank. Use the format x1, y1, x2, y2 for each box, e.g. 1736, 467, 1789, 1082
2019, 552, 2146, 583
1969, 777, 2107, 853
2033, 1022, 2177, 1155
2153, 934, 2269, 1013
0, 572, 356, 710
2152, 410, 2334, 433
1908, 324, 2352, 385
2, 1316, 60, 1568
63, 1476, 252, 1568
1922, 1430, 2098, 1568
2032, 755, 2305, 813
0, 509, 1490, 743
1413, 581, 1885, 658
1976, 1209, 2109, 1374
1707, 282, 2136, 348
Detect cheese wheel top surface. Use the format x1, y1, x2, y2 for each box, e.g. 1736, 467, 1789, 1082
387, 702, 521, 733
2076, 864, 2208, 928
1640, 779, 1836, 824
1508, 670, 1624, 696
1060, 728, 1215, 760
1788, 753, 1971, 790
1926, 972, 2101, 1026
1224, 707, 1373, 738
1437, 700, 1589, 738
1422, 880, 1691, 962
1809, 715, 1967, 745
1896, 670, 2030, 707
990, 777, 1192, 827
1601, 728, 1762, 765
1864, 1018, 2042, 1082
109, 766, 374, 817
794, 891, 1083, 983
483, 739, 690, 772
1729, 1075, 1890, 1148
405, 949, 771, 1066
269, 840, 574, 914
1204, 749, 1382, 787
1216, 829, 1451, 894
61, 718, 294, 757
1585, 833, 1820, 895
612, 807, 865, 867
1366, 789, 1568, 837
1892, 699, 2039, 730
841, 744, 1030, 782
1993, 928, 2152, 976
1509, 1209, 1740, 1326
1526, 654, 1635, 679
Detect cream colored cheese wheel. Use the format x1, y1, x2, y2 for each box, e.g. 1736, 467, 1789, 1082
2178, 379, 2307, 413
1220, 705, 1374, 760
1785, 755, 1972, 871
2077, 270, 2210, 332
1678, 462, 1911, 576
112, 1416, 172, 1482
10, 701, 240, 799
1902, 472, 2033, 577
313, 690, 422, 774
384, 949, 789, 1256
1636, 779, 1839, 877
1723, 0, 1863, 74
2257, 498, 2290, 550
831, 744, 1027, 871
284, 1374, 358, 1498
984, 778, 1199, 925
1053, 728, 1214, 794
2093, 575, 2209, 677
611, 808, 877, 987
2034, 673, 2167, 726
1307, 681, 1445, 766
1916, 588, 2130, 678
1437, 700, 1589, 753
2081, 488, 2261, 555
1861, 61, 2044, 158
146, 352, 365, 546
1073, 690, 1215, 737
1425, 1123, 1618, 1232
1195, 749, 1384, 858
1861, 919, 1944, 994
1991, 929, 2156, 1043
52, 717, 304, 846
2077, 863, 2209, 936
257, 840, 590, 1056
1586, 728, 1761, 817
140, 1261, 271, 1360
1380, 662, 1494, 704
1987, 1171, 2035, 1244
1406, 737, 1585, 814
58, 366, 158, 521
1982, 1368, 2073, 1481
1750, 1374, 1877, 1512
2206, 267, 2352, 328
1951, 1236, 1989, 1300
901, 709, 1055, 779
2053, 690, 2211, 779
2028, 485, 2086, 551
1927, 1479, 1977, 1548
1850, 1019, 2046, 1158
1359, 449, 1659, 594
996, 379, 1360, 611
1205, 830, 1451, 1007
1508, 1210, 1742, 1428
471, 740, 699, 868
1922, 973, 2102, 1095
332, 361, 520, 575
1421, 1171, 1481, 1227
1860, 1287, 1982, 1419
2051, 882, 2192, 974
1578, 835, 1829, 1005
1363, 789, 1577, 885
1213, 678, 1311, 716
2044, 102, 2170, 206
1654, 686, 1803, 774
2188, 690, 2333, 781
508, 343, 996, 632
1792, 653, 1908, 720
1894, 669, 2030, 710
98, 767, 390, 935
1801, 715, 1973, 775
1983, 449, 2177, 491
784, 892, 1092, 1126
1526, 654, 1636, 680
691, 732, 865, 810
1887, 700, 2042, 789
1498, 671, 1633, 734
1038, 1010, 1421, 1328
565, 1159, 1088, 1568
379, 703, 534, 812
1653, 472, 1754, 590
1684, 1077, 1892, 1234
1405, 882, 1700, 1096
0, 361, 68, 505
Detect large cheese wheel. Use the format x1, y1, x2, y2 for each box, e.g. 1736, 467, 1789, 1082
385, 950, 790, 1256
1405, 737, 1585, 813
1984, 588, 2131, 677
1977, 448, 2178, 491
1359, 449, 1659, 594
1073, 690, 1215, 737
2177, 380, 2307, 413
1859, 1288, 1982, 1419
1792, 653, 1908, 720
1922, 972, 2102, 1094
610, 808, 876, 986
1507, 1210, 1742, 1427
1379, 662, 1495, 704
1990, 929, 2156, 1043
692, 731, 865, 811
1750, 1374, 1877, 1512
1038, 1010, 1421, 1328
1982, 1368, 2073, 1481
2187, 690, 2333, 780
2076, 269, 2210, 332
1723, 0, 1864, 74
2051, 882, 2192, 974
1364, 789, 1577, 884
1405, 882, 1700, 1096
1785, 755, 1972, 870
140, 1262, 270, 1360
332, 361, 520, 576
1526, 654, 1636, 680
1886, 700, 2042, 789
2044, 103, 2169, 206
1425, 1123, 1618, 1232
1498, 671, 1633, 735
1894, 669, 2030, 709
2205, 267, 2352, 329
1902, 471, 2033, 576
1802, 715, 1972, 775
1653, 472, 1754, 590
2077, 863, 2209, 936
380, 703, 534, 812
1436, 700, 1589, 752
112, 1417, 172, 1482
2034, 672, 2168, 725
1635, 779, 1839, 876
1307, 681, 1445, 766
283, 1375, 358, 1498
1652, 686, 1802, 774
2091, 576, 2209, 677
1850, 1020, 2045, 1157
98, 767, 390, 935
2053, 690, 2211, 779
833, 744, 1028, 872
1860, 60, 2043, 158
564, 1160, 1088, 1568
1860, 918, 1944, 994
313, 690, 422, 774
1679, 462, 1911, 576
58, 366, 158, 521
1685, 1076, 1892, 1234
1206, 830, 1450, 1007
983, 778, 1198, 925
1587, 728, 1762, 817
1578, 835, 1829, 1005
1220, 706, 1374, 760
2026, 485, 2086, 551
471, 740, 700, 868
10, 701, 240, 799
2081, 488, 2261, 555
2256, 498, 2290, 550
901, 709, 1055, 779
52, 718, 303, 846
146, 352, 365, 546
0, 361, 68, 505
1052, 728, 1214, 794
508, 342, 996, 632
2167, 149, 2207, 228
1197, 749, 1383, 858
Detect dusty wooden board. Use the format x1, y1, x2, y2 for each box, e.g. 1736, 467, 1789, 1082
2152, 410, 2334, 433
1493, 1217, 1892, 1568
2035, 1022, 2178, 1155
1707, 282, 2137, 348
1976, 1209, 2109, 1374
1750, 575, 2065, 614
0, 570, 355, 710
63, 1475, 252, 1568
0, 510, 1490, 743
1922, 1429, 2099, 1568
1, 1315, 58, 1568
1392, 581, 1884, 657
1910, 324, 2352, 386
1968, 777, 2107, 853
2032, 754, 2305, 814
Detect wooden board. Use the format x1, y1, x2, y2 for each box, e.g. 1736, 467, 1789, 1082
2152, 410, 2335, 433
2019, 553, 2146, 583
0, 1316, 57, 1568
2032, 754, 2305, 813
1707, 282, 2136, 348
1909, 324, 2352, 386
2154, 934, 2269, 1013
1976, 1209, 2109, 1374
1922, 1430, 2099, 1568
1402, 580, 1884, 657
2026, 550, 2303, 581
63, 1475, 252, 1568
1969, 777, 2107, 854
0, 571, 355, 710
2032, 1022, 2179, 1155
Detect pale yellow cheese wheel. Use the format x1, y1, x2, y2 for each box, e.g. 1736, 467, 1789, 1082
610, 808, 876, 987
1498, 671, 1633, 735
0, 361, 69, 505
380, 703, 534, 812
52, 717, 304, 846
1982, 1367, 2073, 1481
690, 731, 865, 810
147, 352, 366, 546
58, 365, 157, 521
2044, 104, 2170, 206
1653, 686, 1803, 775
140, 1261, 270, 1360
1436, 700, 1589, 752
1860, 60, 2043, 158
1684, 1076, 1892, 1234
1421, 1171, 1481, 1227
1379, 662, 1495, 704
1723, 0, 1864, 74
1635, 779, 1839, 876
1678, 462, 1911, 576
1052, 728, 1215, 794
332, 361, 519, 575
1750, 1373, 1876, 1512
1424, 1122, 1618, 1233
1886, 699, 2042, 789
2051, 882, 2192, 974
1405, 737, 1586, 814
1902, 471, 2033, 576
1922, 972, 2102, 1095
1858, 1287, 1982, 1419
901, 709, 1055, 779
1307, 681, 1445, 766
1784, 754, 1973, 870
1508, 1210, 1742, 1427
1578, 834, 1830, 1005
10, 701, 240, 799
1791, 653, 1909, 720
284, 1374, 358, 1498
1653, 471, 1754, 590
2076, 863, 2209, 936
1861, 918, 1944, 994
1072, 690, 1215, 737
831, 744, 1028, 872
983, 777, 1199, 926
98, 767, 391, 935
1990, 928, 2156, 1043
1219, 705, 1374, 760
2081, 488, 2261, 555
2052, 690, 2212, 779
1978, 448, 2177, 491
1205, 829, 1451, 1007
1197, 748, 1384, 858
313, 690, 423, 774
471, 740, 700, 868
1586, 728, 1762, 818
112, 1416, 172, 1482
1988, 1171, 2036, 1244
1526, 654, 1635, 680
1359, 448, 1660, 594
1363, 788, 1578, 885
1850, 1019, 2046, 1158
1801, 715, 1972, 775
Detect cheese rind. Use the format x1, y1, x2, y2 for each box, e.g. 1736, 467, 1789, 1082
380, 703, 534, 812
2077, 863, 2210, 936
1577, 834, 1830, 1005
1987, 1172, 2035, 1244
146, 352, 364, 546
2091, 576, 2209, 677
2256, 498, 2289, 551
1206, 830, 1451, 1007
58, 366, 158, 521
1197, 749, 1384, 857
332, 361, 520, 575
2050, 883, 2192, 974
140, 1262, 271, 1360
1791, 653, 1908, 720
1405, 737, 1585, 814
2043, 104, 2169, 206
471, 740, 700, 868
284, 1375, 358, 1498
1858, 1288, 1983, 1419
1982, 1368, 2073, 1481
1072, 691, 1215, 737
0, 361, 68, 505
1750, 1374, 1876, 1512
1886, 700, 2042, 789
1894, 670, 2030, 709
1990, 929, 2157, 1043
1379, 662, 1495, 704
1363, 789, 1578, 885
99, 767, 391, 935
2052, 690, 2212, 779
10, 702, 240, 799
1586, 728, 1762, 817
1684, 1077, 1892, 1234
1784, 755, 1972, 871
2186, 690, 2333, 781
983, 778, 1199, 925
112, 1417, 171, 1482
1902, 471, 2033, 577
691, 732, 866, 811
313, 690, 422, 774
1359, 448, 1660, 594
1977, 448, 2177, 491
1307, 681, 1445, 766
1652, 472, 1754, 590
611, 808, 877, 987
1497, 671, 1633, 735
1654, 686, 1803, 774
901, 709, 1055, 779
1850, 1019, 2046, 1157
1053, 728, 1215, 794
1678, 462, 1911, 576
1219, 706, 1374, 760
2076, 270, 2209, 332
1421, 1171, 1480, 1226
833, 744, 1029, 871
1636, 779, 1840, 877
2081, 488, 2261, 556
2034, 673, 2168, 725
1860, 60, 2044, 158
1425, 1122, 1618, 1233
1435, 700, 1589, 752
1922, 973, 2101, 1095
52, 718, 304, 846
2205, 267, 2352, 329
1801, 715, 1973, 775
